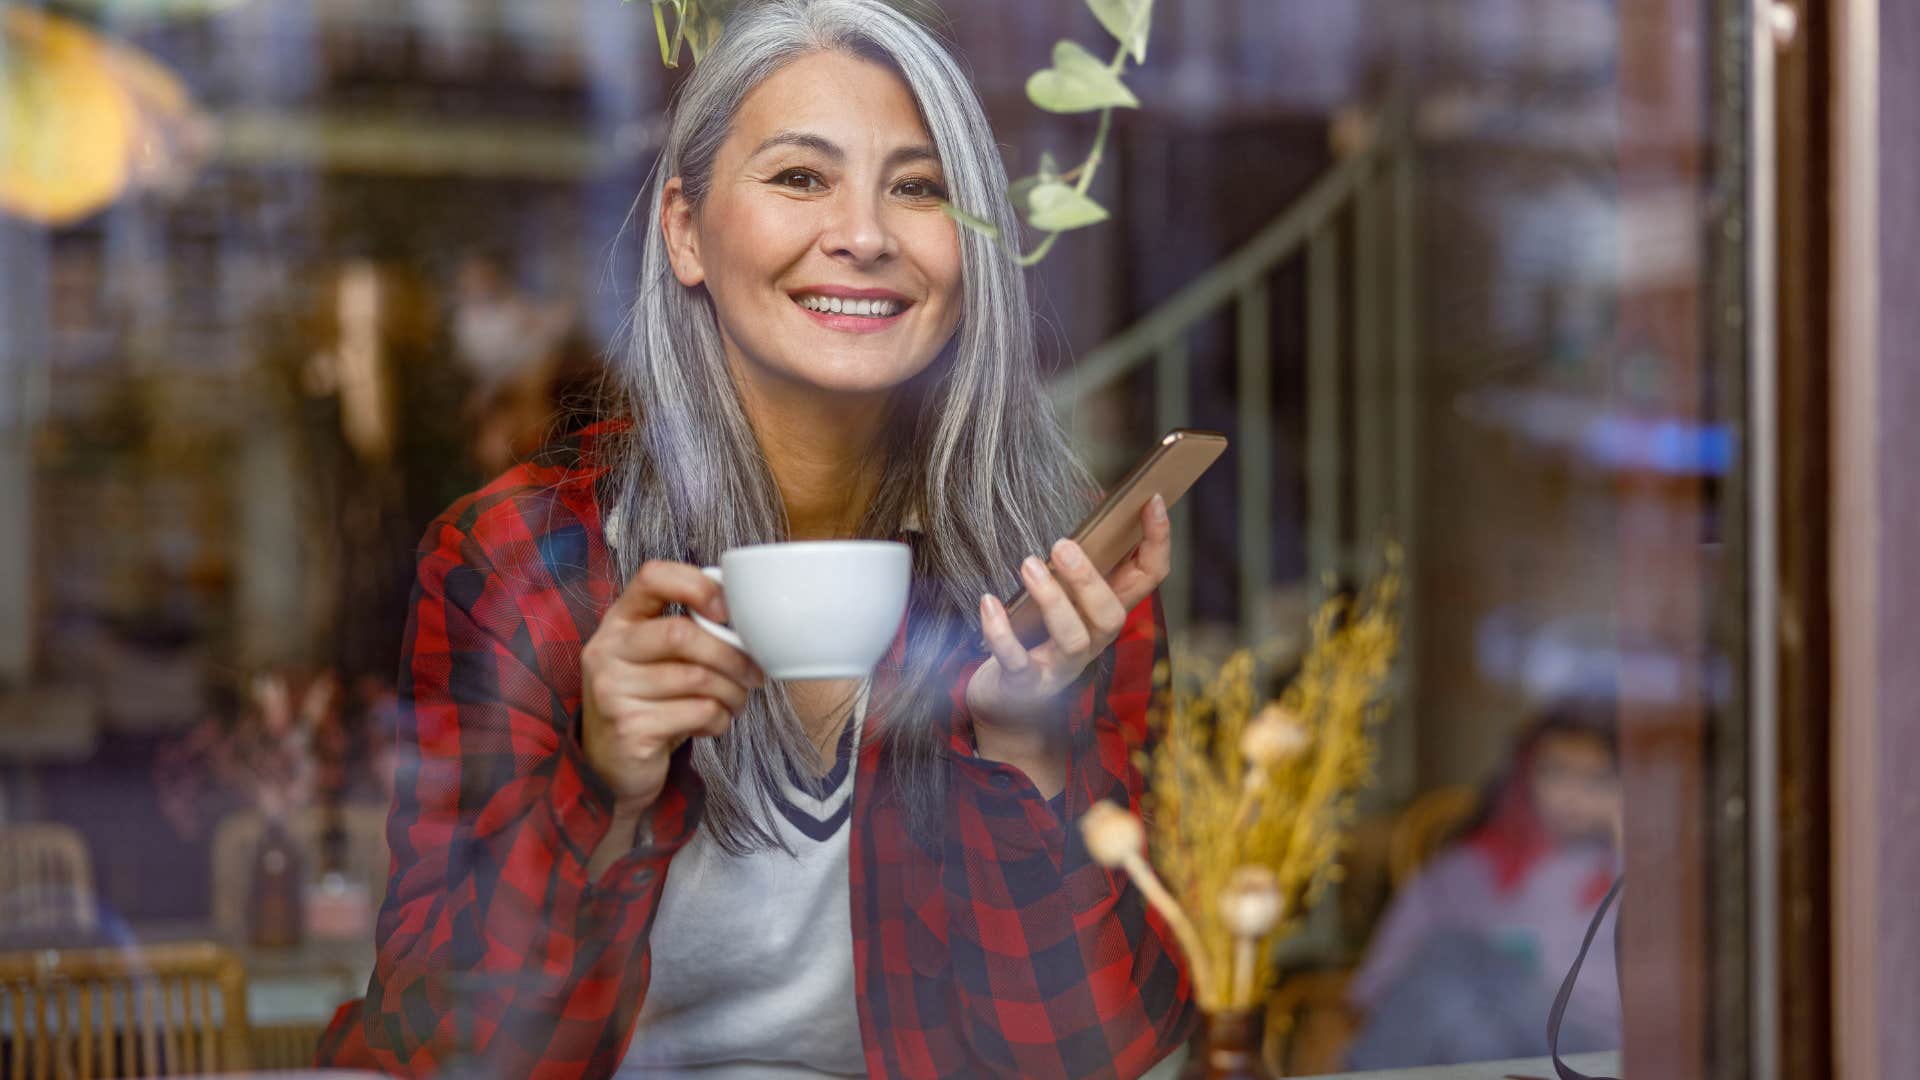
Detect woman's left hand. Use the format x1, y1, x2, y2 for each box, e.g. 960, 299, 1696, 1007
967, 494, 1172, 731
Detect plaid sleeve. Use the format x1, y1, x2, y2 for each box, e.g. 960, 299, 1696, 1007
318, 514, 703, 1079
937, 593, 1197, 1078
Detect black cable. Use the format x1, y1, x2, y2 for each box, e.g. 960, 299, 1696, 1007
1548, 874, 1623, 1080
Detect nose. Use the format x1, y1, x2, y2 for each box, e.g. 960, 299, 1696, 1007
819, 190, 895, 265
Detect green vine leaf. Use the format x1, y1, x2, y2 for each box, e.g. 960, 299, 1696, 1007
687, 13, 724, 61
648, 1, 678, 66
1087, 0, 1153, 64
1007, 176, 1040, 218
630, 0, 737, 68
941, 202, 1001, 240
1006, 150, 1062, 214
1026, 40, 1140, 113
1025, 182, 1109, 231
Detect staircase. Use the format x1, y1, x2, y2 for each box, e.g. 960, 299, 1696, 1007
1051, 104, 1419, 684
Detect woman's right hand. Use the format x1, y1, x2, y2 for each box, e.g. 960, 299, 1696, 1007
580, 560, 765, 817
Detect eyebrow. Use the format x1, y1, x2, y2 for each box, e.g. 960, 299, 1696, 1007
749, 130, 941, 171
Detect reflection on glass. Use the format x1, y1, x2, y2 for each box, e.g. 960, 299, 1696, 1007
0, 0, 1744, 1076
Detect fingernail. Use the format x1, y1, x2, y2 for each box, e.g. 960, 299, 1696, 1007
1022, 555, 1046, 580
1150, 494, 1168, 521
979, 593, 994, 618
1053, 538, 1084, 568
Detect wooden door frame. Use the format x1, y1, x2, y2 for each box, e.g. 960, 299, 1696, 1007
1768, 0, 1833, 1076
1760, 1, 1920, 1074
1829, 0, 1920, 1077
1827, 0, 1877, 1063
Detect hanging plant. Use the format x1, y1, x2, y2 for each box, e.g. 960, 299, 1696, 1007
626, 0, 1152, 266
626, 0, 737, 67
941, 0, 1152, 265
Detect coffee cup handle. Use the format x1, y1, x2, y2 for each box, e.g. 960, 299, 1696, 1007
688, 566, 748, 652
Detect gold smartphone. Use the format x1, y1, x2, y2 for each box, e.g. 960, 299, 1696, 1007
996, 428, 1229, 649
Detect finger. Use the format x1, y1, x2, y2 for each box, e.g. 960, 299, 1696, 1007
1021, 555, 1093, 658
621, 616, 764, 687
978, 594, 1033, 676
633, 661, 752, 714
605, 560, 727, 626
1049, 538, 1130, 645
623, 696, 736, 743
1106, 494, 1174, 610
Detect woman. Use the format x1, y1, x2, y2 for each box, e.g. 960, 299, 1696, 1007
1343, 701, 1622, 1068
316, 2, 1195, 1077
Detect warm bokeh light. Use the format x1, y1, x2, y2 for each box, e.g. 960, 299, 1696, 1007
0, 7, 210, 225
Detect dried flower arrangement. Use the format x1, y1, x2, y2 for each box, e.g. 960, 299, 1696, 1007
1081, 561, 1401, 1019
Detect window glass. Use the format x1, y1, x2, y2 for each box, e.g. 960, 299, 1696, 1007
0, 1, 1746, 1075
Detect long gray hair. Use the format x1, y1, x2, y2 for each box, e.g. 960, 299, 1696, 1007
601, 0, 1094, 852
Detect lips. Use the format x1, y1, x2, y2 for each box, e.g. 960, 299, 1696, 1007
794, 292, 913, 334
788, 287, 913, 333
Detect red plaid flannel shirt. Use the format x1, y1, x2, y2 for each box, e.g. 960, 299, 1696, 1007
316, 423, 1195, 1078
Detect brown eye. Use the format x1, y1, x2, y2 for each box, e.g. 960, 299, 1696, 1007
773, 169, 823, 192
896, 177, 946, 200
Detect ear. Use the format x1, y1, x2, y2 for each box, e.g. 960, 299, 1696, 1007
660, 176, 706, 288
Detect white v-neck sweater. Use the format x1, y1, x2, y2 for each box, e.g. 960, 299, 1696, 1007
616, 683, 870, 1078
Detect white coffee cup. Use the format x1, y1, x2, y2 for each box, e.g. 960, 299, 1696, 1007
689, 540, 911, 680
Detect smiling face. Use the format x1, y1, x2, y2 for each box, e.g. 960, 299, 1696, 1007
661, 50, 964, 403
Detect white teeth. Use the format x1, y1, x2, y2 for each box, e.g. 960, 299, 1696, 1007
796, 294, 900, 318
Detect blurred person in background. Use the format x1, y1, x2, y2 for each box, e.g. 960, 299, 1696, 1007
448, 250, 605, 474
464, 324, 606, 475
449, 251, 575, 393
1344, 699, 1623, 1069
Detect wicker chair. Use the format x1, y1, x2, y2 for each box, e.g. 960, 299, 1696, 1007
0, 941, 250, 1077
249, 1019, 329, 1070
0, 824, 98, 940
1263, 968, 1361, 1076
1262, 786, 1484, 1072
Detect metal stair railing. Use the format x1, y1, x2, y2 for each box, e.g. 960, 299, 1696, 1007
1048, 104, 1418, 670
